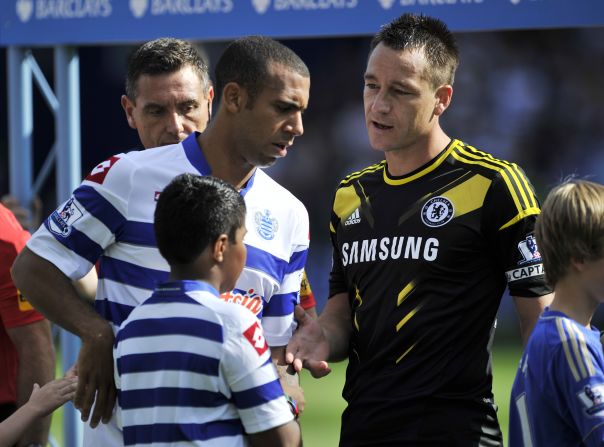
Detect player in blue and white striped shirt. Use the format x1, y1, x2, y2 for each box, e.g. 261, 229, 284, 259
12, 36, 310, 446
509, 179, 604, 446
114, 173, 300, 446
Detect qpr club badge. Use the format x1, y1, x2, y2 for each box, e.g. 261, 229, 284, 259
255, 209, 279, 240
421, 196, 454, 227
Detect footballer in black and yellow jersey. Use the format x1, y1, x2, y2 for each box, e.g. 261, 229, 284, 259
329, 139, 552, 445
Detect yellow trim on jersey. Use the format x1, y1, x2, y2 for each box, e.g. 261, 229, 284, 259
396, 302, 424, 332
555, 318, 580, 381
353, 287, 362, 332
450, 150, 523, 213
466, 145, 538, 209
383, 140, 459, 186
567, 320, 596, 378
499, 207, 541, 231
396, 342, 417, 364
441, 174, 492, 218
397, 281, 415, 306
333, 185, 361, 222
451, 145, 541, 230
340, 161, 386, 186
329, 222, 335, 234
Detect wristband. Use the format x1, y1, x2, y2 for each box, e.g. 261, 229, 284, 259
285, 394, 299, 419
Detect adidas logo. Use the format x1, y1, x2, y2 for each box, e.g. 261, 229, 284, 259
344, 208, 361, 226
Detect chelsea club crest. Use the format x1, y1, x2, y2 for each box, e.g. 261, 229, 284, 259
255, 210, 279, 240
421, 196, 454, 227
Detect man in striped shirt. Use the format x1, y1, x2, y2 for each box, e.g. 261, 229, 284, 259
12, 36, 310, 446
115, 174, 300, 446
509, 179, 604, 446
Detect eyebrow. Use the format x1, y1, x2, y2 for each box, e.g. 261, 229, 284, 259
275, 99, 306, 112
364, 73, 417, 91
143, 103, 164, 111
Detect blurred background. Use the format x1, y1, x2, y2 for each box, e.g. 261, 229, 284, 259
2, 25, 604, 444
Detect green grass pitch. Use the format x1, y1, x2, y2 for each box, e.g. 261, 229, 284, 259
50, 341, 522, 446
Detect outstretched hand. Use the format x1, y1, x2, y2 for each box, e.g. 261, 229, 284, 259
285, 305, 332, 378
28, 376, 78, 417
73, 328, 116, 428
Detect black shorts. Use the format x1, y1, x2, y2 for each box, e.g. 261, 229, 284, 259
340, 396, 503, 447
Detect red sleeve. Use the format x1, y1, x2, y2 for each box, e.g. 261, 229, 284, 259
299, 271, 316, 310
0, 205, 44, 329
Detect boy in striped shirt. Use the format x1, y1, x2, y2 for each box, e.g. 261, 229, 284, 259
509, 179, 604, 446
114, 173, 300, 446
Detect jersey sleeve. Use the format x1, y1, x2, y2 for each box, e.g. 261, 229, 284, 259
261, 204, 309, 347
26, 154, 131, 280
547, 329, 604, 446
328, 186, 348, 299
482, 165, 552, 297
222, 311, 293, 434
299, 270, 316, 310
0, 206, 44, 328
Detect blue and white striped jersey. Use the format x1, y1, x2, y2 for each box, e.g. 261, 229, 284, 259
27, 132, 309, 345
26, 132, 308, 446
114, 280, 294, 446
509, 309, 604, 447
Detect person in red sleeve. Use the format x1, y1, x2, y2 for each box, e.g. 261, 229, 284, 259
0, 203, 55, 446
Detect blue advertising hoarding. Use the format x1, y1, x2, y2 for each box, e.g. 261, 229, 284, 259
1, 0, 604, 47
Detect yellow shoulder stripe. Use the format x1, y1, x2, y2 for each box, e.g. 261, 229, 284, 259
340, 161, 386, 186
499, 207, 541, 231
452, 146, 538, 215
467, 144, 538, 209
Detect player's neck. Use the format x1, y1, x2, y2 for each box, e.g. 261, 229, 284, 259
168, 266, 221, 295
196, 128, 255, 190
384, 128, 450, 177
549, 277, 598, 328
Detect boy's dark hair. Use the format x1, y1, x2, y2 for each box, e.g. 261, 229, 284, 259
125, 37, 211, 101
370, 13, 459, 88
535, 179, 604, 287
215, 35, 309, 107
154, 174, 246, 265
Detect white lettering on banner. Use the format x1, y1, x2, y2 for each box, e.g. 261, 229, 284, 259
35, 0, 112, 19
273, 0, 357, 11
151, 0, 233, 14
341, 236, 439, 266
251, 0, 270, 14
505, 264, 545, 283
377, 0, 395, 9
16, 0, 34, 22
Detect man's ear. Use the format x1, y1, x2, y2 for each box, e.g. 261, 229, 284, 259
222, 82, 247, 113
433, 84, 453, 117
121, 94, 137, 129
206, 85, 215, 120
212, 234, 229, 263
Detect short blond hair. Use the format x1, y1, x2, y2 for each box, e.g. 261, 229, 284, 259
535, 179, 604, 287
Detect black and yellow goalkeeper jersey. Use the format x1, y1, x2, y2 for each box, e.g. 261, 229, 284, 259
329, 139, 551, 445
